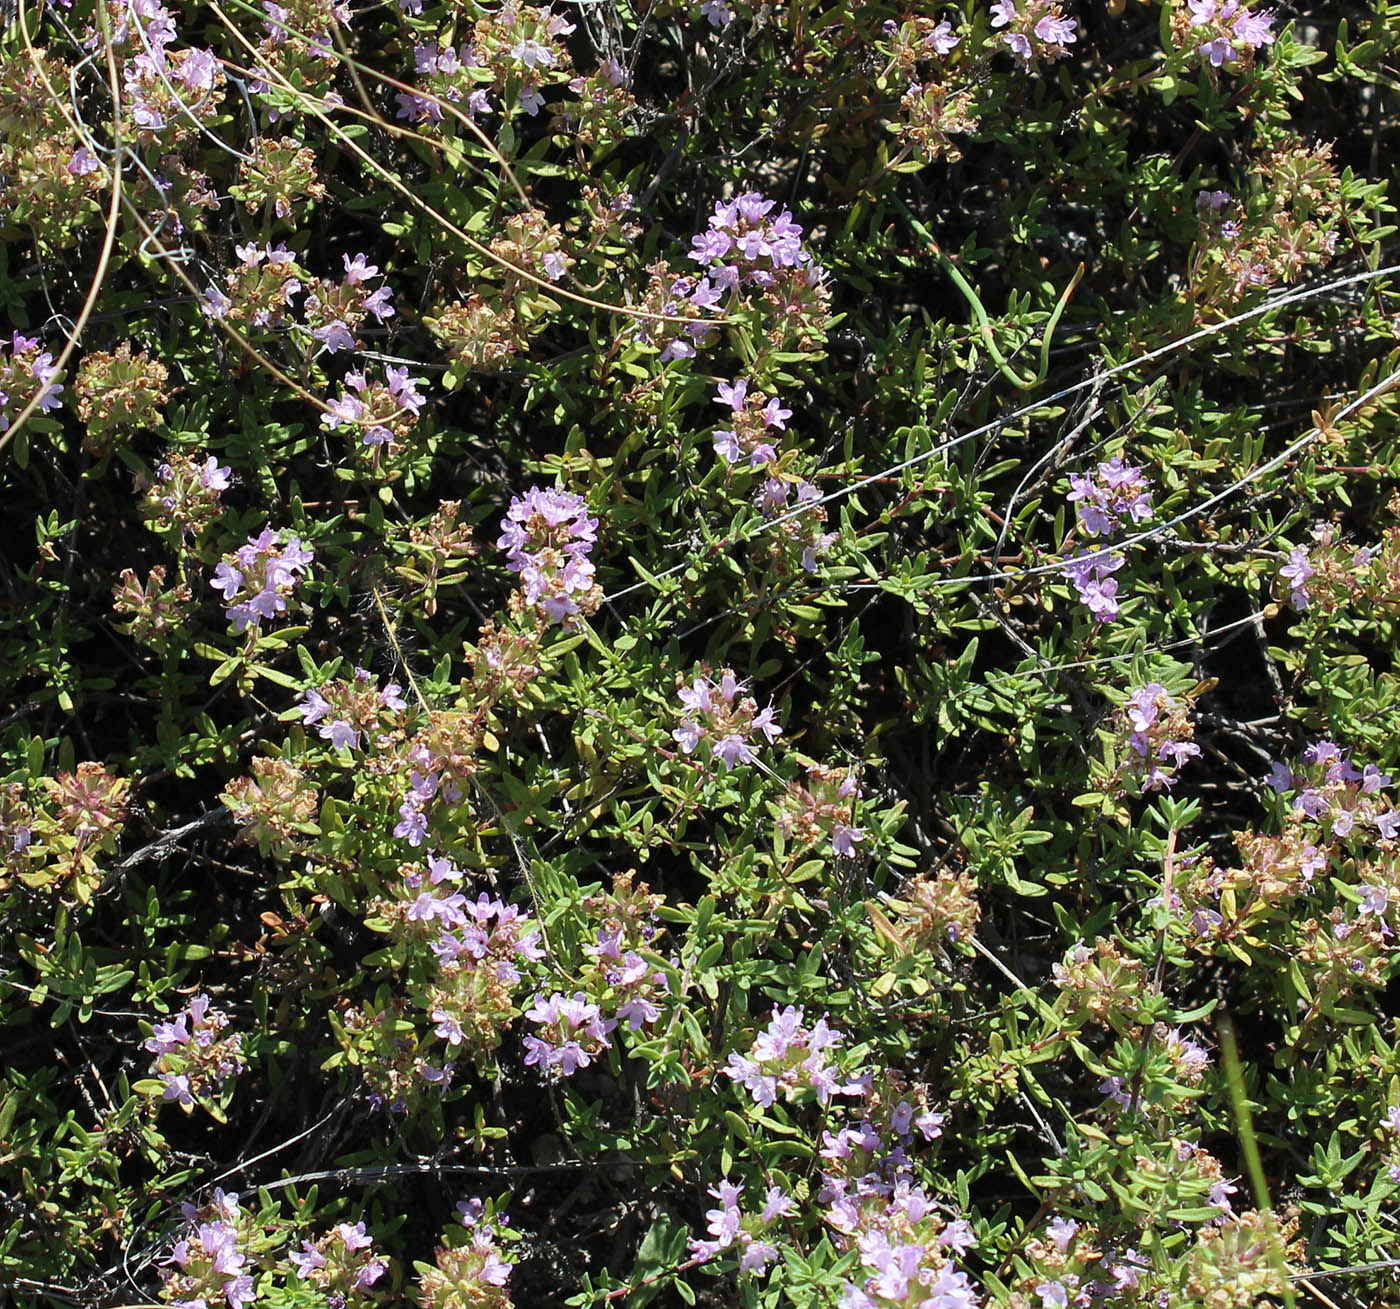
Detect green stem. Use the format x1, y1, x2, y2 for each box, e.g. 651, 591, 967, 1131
893, 196, 1083, 390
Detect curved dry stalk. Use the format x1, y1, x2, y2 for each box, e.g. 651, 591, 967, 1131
205, 0, 716, 329
2, 0, 126, 460
603, 260, 1400, 604
12, 6, 343, 420
219, 0, 533, 208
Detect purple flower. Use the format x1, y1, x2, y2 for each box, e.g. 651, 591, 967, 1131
385, 365, 423, 415
1004, 31, 1033, 61
1209, 1176, 1238, 1215
715, 379, 748, 411
1232, 10, 1275, 50
161, 1072, 193, 1105
342, 252, 378, 284
523, 992, 616, 1078
289, 1243, 327, 1275
1294, 788, 1330, 819
68, 146, 101, 175
928, 21, 960, 54
179, 47, 220, 90
832, 825, 864, 857
1359, 885, 1390, 917
312, 319, 355, 353
673, 670, 781, 770
1200, 36, 1236, 66
1280, 546, 1313, 609
395, 798, 429, 846
498, 486, 599, 623
1061, 550, 1124, 622
1067, 459, 1153, 537
362, 286, 395, 321
199, 456, 232, 491
433, 1008, 465, 1045
1034, 16, 1076, 44
762, 397, 792, 429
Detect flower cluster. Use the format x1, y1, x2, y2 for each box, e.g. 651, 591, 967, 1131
232, 136, 325, 221
143, 992, 245, 1110
1051, 939, 1146, 1032
113, 566, 194, 650
1183, 1208, 1304, 1305
375, 854, 545, 1061
819, 1078, 945, 1191
1269, 740, 1398, 842
298, 668, 409, 752
7, 762, 133, 902
397, 41, 488, 124
251, 0, 350, 105
0, 330, 63, 432
522, 991, 616, 1078
631, 262, 721, 365
1059, 458, 1153, 621
1277, 520, 1400, 617
390, 499, 479, 618
210, 527, 314, 633
160, 1189, 256, 1309
688, 1179, 796, 1272
223, 757, 320, 859
1060, 548, 1125, 623
1067, 458, 1154, 537
115, 4, 226, 149
879, 15, 978, 163
712, 378, 791, 467
331, 999, 449, 1115
1164, 740, 1400, 993
687, 191, 823, 302
779, 764, 865, 857
673, 668, 782, 770
426, 293, 531, 375
1190, 143, 1346, 309
397, 4, 575, 124
988, 1, 1078, 68
202, 242, 303, 328
817, 1082, 974, 1309
1011, 1215, 1147, 1307
486, 208, 575, 305
577, 873, 669, 1034
288, 1221, 387, 1300
0, 51, 108, 243
644, 190, 828, 363
1117, 682, 1200, 792
391, 730, 472, 849
415, 1200, 514, 1309
320, 365, 425, 450
897, 80, 980, 166
202, 244, 394, 357
883, 869, 982, 954
556, 57, 637, 151
142, 450, 231, 539
303, 251, 397, 353
725, 1004, 864, 1107
1173, 0, 1276, 72
756, 478, 840, 576
73, 342, 169, 453
497, 485, 601, 625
